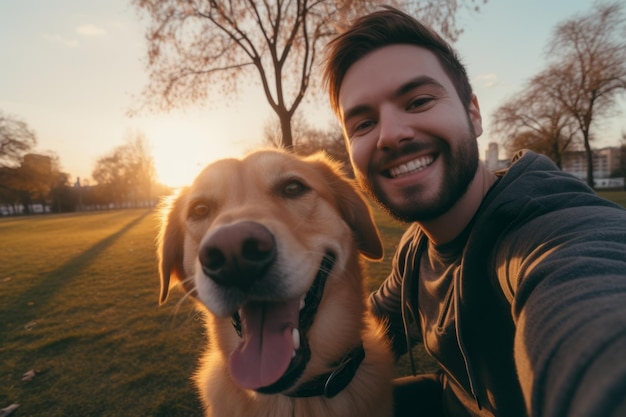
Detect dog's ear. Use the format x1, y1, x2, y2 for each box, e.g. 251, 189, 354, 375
311, 154, 383, 260
157, 190, 188, 304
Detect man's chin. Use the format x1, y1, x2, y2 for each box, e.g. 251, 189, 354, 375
357, 172, 444, 222
374, 185, 450, 223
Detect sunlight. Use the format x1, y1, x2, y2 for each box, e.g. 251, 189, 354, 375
137, 109, 268, 188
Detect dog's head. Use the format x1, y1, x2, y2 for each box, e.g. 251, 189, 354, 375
157, 149, 382, 392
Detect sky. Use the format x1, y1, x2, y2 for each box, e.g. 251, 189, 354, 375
1, 0, 624, 187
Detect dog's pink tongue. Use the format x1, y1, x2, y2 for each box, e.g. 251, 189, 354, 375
229, 300, 299, 390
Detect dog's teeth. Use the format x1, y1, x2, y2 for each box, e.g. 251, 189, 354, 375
299, 298, 305, 310
292, 328, 300, 350
292, 350, 296, 358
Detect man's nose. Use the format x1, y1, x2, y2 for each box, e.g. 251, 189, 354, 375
377, 106, 414, 150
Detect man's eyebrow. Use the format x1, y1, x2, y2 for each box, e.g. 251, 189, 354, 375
395, 75, 446, 97
341, 75, 446, 123
342, 104, 371, 125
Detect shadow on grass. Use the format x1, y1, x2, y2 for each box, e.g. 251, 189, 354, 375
2, 210, 152, 330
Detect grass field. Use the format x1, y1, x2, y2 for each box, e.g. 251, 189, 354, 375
1, 191, 624, 416
0, 210, 204, 416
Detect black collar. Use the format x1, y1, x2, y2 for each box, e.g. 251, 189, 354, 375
284, 344, 365, 398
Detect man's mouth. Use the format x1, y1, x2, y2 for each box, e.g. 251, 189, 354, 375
388, 155, 434, 178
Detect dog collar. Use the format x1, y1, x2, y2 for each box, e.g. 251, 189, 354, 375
284, 344, 365, 398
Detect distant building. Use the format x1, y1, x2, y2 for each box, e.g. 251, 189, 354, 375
23, 153, 52, 175
484, 143, 624, 189
484, 142, 510, 171
561, 147, 621, 181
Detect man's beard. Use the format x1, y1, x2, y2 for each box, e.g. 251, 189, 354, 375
356, 127, 479, 224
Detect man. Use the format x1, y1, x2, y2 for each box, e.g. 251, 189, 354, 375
323, 6, 626, 417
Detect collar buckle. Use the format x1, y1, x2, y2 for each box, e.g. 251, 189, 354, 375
286, 344, 365, 399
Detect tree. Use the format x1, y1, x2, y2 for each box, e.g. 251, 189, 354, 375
263, 113, 349, 170
132, 0, 485, 149
0, 110, 37, 168
92, 132, 157, 207
544, 1, 626, 187
491, 67, 580, 168
619, 132, 626, 190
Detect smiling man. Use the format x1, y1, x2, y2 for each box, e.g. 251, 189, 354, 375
324, 6, 626, 417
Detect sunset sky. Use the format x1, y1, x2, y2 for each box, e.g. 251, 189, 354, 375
1, 0, 624, 187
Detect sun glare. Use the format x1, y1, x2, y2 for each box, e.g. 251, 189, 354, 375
139, 113, 265, 188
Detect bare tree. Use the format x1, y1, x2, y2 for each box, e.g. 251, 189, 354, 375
544, 1, 626, 187
619, 132, 626, 190
492, 68, 580, 168
132, 0, 486, 150
92, 132, 157, 207
263, 112, 349, 168
0, 110, 37, 168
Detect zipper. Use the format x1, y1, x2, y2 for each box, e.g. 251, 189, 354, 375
436, 283, 455, 331
454, 273, 482, 410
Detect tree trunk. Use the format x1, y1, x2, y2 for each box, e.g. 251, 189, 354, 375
583, 136, 595, 189
279, 112, 294, 150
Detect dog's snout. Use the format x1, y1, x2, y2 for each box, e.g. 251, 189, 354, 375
199, 221, 276, 289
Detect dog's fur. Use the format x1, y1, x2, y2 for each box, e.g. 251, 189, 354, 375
158, 149, 393, 417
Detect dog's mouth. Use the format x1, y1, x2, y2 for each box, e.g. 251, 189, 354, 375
228, 252, 336, 393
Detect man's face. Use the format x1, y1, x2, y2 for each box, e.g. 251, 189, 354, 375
338, 44, 483, 222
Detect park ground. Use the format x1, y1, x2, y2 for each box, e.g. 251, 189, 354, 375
1, 190, 624, 416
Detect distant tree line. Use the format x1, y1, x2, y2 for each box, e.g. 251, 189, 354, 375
491, 1, 626, 188
0, 111, 166, 216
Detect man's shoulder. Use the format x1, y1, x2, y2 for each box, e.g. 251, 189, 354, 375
489, 150, 598, 206
494, 150, 559, 179
476, 150, 624, 234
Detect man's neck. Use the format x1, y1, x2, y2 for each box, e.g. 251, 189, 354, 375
419, 162, 497, 246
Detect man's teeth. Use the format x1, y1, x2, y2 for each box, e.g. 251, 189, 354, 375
389, 155, 434, 178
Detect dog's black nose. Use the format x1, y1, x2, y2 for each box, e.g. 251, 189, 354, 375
199, 221, 277, 289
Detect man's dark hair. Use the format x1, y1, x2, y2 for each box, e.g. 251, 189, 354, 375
323, 6, 473, 115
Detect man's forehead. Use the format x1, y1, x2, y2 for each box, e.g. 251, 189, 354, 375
338, 44, 451, 115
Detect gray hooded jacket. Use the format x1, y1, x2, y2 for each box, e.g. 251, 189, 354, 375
371, 151, 626, 417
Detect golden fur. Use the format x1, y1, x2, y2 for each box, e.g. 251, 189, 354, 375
158, 149, 393, 417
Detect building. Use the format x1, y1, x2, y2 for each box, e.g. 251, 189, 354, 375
484, 142, 510, 171
484, 143, 624, 189
561, 147, 621, 180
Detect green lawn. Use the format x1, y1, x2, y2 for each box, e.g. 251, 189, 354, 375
1, 190, 624, 416
598, 190, 626, 208
0, 210, 204, 416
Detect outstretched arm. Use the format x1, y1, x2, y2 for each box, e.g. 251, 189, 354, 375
500, 205, 626, 416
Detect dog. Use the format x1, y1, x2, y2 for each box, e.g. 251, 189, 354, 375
157, 149, 393, 417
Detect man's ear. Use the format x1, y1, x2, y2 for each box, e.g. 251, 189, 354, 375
469, 94, 483, 137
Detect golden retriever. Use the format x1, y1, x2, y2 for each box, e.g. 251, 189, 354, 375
158, 149, 393, 417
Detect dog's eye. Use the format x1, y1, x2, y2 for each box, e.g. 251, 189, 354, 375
281, 180, 309, 198
189, 202, 210, 219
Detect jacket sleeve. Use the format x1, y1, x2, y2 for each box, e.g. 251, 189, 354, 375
369, 224, 422, 358
495, 203, 626, 417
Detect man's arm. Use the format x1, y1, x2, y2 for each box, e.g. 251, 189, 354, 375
498, 205, 626, 416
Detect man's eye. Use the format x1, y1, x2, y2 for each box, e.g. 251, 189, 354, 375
408, 97, 434, 110
356, 120, 374, 131
351, 120, 376, 137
